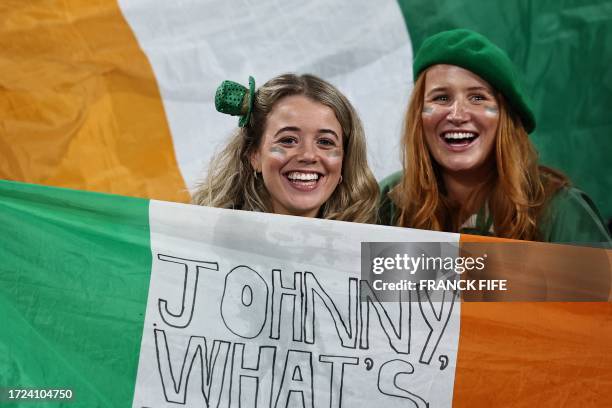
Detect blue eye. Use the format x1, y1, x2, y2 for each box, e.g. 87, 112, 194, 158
317, 138, 336, 147
278, 136, 298, 145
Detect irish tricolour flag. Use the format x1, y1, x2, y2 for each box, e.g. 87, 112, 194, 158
2, 180, 612, 407
2, 1, 612, 407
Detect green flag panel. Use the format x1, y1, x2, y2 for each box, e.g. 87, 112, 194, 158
0, 180, 151, 407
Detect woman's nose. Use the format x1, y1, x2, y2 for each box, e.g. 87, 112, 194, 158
297, 142, 317, 162
447, 99, 470, 123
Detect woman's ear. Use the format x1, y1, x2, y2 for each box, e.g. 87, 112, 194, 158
249, 149, 261, 173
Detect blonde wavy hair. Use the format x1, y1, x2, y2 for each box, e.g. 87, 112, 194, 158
390, 69, 567, 240
192, 73, 379, 223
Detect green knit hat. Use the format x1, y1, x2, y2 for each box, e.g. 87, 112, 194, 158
413, 29, 535, 133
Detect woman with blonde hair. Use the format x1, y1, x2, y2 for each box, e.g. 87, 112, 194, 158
194, 73, 378, 223
379, 29, 610, 245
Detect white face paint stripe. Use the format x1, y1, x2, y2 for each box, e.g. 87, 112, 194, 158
269, 146, 287, 155
484, 106, 499, 116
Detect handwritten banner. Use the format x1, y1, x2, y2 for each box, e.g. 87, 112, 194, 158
133, 201, 461, 407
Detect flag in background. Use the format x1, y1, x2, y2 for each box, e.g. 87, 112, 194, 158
1, 179, 611, 407
2, 0, 610, 221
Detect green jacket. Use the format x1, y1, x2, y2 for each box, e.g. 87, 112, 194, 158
378, 171, 611, 246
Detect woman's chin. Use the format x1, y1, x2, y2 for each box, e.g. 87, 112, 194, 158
437, 157, 492, 176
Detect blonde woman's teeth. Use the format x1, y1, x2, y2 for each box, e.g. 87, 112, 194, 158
287, 172, 319, 181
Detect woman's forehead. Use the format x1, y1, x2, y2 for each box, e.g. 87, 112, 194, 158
263, 95, 343, 137
424, 64, 495, 93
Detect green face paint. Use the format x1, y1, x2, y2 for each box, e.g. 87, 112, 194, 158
422, 106, 435, 115
325, 149, 342, 158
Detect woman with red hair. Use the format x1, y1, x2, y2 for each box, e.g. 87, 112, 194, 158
379, 29, 610, 245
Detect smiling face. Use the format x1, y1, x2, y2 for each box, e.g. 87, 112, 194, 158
422, 64, 499, 178
250, 94, 343, 217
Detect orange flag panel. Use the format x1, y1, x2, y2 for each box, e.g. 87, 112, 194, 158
0, 0, 189, 202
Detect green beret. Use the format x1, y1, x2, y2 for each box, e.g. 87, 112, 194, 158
413, 29, 535, 133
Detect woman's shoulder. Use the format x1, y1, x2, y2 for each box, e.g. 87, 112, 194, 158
547, 186, 604, 220
540, 186, 611, 247
379, 171, 403, 194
